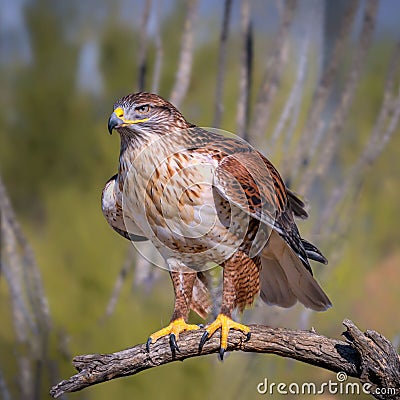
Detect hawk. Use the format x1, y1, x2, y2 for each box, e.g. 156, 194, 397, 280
103, 92, 331, 358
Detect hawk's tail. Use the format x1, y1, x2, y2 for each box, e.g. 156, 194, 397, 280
259, 231, 331, 311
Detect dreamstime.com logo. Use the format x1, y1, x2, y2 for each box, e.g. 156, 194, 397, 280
256, 371, 398, 397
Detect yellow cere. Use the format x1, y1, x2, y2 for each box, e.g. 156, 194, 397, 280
114, 107, 124, 118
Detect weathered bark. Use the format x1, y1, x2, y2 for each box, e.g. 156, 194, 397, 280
50, 320, 399, 399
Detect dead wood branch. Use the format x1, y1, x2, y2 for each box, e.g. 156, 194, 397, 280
169, 0, 198, 108
300, 0, 379, 194
101, 246, 135, 321
151, 1, 163, 93
137, 0, 152, 91
315, 41, 400, 235
50, 320, 400, 399
213, 0, 233, 128
0, 175, 55, 399
248, 0, 297, 145
291, 0, 359, 179
236, 0, 252, 139
270, 1, 314, 157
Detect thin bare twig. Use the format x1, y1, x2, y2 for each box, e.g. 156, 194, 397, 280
151, 0, 163, 94
316, 43, 400, 234
248, 0, 297, 145
359, 43, 400, 162
133, 243, 162, 291
299, 0, 378, 194
2, 184, 51, 338
236, 0, 252, 139
0, 175, 54, 400
270, 2, 313, 156
137, 0, 152, 91
279, 0, 324, 181
0, 369, 11, 400
213, 0, 233, 128
101, 246, 134, 320
169, 0, 198, 108
291, 0, 360, 179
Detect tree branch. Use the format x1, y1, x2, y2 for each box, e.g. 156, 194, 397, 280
236, 0, 252, 139
248, 0, 296, 146
50, 320, 400, 399
213, 0, 233, 128
299, 0, 379, 195
136, 0, 152, 91
291, 0, 359, 179
169, 0, 198, 108
151, 0, 163, 94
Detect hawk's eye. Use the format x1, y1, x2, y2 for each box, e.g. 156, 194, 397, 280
135, 104, 150, 114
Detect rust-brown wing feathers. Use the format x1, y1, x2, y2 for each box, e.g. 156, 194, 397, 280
213, 148, 327, 269
214, 151, 286, 230
203, 136, 331, 311
287, 189, 308, 219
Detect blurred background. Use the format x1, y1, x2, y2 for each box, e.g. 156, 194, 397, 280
0, 0, 399, 399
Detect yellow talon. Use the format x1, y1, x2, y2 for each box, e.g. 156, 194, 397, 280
200, 314, 250, 358
147, 318, 199, 351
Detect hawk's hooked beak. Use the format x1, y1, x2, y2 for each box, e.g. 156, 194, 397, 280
108, 112, 123, 135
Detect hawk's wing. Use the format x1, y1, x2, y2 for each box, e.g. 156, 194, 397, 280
208, 142, 331, 311
209, 143, 324, 271
287, 188, 308, 219
102, 174, 148, 242
214, 150, 287, 231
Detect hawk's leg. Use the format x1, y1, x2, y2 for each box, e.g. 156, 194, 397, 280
146, 271, 199, 352
200, 252, 252, 360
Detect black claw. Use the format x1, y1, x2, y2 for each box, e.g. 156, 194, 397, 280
146, 337, 152, 352
219, 347, 226, 361
198, 324, 204, 329
199, 331, 209, 350
170, 334, 180, 353
245, 331, 251, 342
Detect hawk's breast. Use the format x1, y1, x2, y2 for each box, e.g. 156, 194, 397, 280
119, 144, 249, 265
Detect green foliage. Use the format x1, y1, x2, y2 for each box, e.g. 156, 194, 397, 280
100, 18, 139, 95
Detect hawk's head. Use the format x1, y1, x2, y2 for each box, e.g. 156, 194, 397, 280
108, 92, 191, 138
